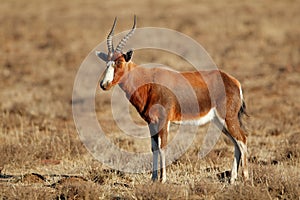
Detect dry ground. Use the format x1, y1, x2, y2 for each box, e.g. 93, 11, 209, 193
1, 0, 300, 199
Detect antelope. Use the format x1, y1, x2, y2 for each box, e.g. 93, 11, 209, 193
96, 16, 249, 184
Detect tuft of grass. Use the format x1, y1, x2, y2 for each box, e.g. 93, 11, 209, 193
251, 165, 300, 199
54, 177, 104, 200
134, 183, 190, 200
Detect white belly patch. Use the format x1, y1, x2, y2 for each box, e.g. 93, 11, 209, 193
172, 108, 215, 126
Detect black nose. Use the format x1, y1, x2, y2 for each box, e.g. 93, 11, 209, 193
100, 80, 105, 90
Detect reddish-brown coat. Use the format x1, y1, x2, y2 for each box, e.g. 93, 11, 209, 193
100, 53, 248, 183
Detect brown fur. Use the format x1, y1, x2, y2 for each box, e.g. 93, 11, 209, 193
100, 53, 248, 183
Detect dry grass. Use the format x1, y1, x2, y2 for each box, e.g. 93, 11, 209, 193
1, 0, 300, 199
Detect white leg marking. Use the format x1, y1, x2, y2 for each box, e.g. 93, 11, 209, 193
237, 140, 249, 180
158, 134, 161, 149
166, 121, 170, 133
158, 136, 166, 183
160, 148, 166, 183
160, 121, 169, 183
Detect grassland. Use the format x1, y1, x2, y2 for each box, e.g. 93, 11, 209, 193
0, 0, 300, 199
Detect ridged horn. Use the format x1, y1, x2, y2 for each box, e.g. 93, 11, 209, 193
107, 17, 117, 59
115, 15, 137, 53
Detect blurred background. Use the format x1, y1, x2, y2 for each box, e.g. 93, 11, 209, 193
0, 0, 299, 199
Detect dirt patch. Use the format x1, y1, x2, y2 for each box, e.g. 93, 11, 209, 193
21, 173, 46, 184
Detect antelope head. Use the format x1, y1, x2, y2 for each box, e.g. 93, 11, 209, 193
97, 16, 137, 90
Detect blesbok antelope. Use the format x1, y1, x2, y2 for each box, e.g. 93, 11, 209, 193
96, 16, 249, 184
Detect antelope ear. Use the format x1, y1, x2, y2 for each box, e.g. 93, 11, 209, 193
95, 51, 108, 62
123, 49, 134, 62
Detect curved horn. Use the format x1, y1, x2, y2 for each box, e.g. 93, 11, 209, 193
115, 15, 137, 53
107, 17, 117, 58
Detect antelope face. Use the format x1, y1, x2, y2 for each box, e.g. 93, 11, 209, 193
99, 50, 133, 90
97, 16, 136, 91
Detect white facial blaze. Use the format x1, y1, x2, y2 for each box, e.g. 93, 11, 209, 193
102, 61, 115, 86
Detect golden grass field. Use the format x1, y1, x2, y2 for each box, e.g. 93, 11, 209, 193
1, 0, 300, 199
